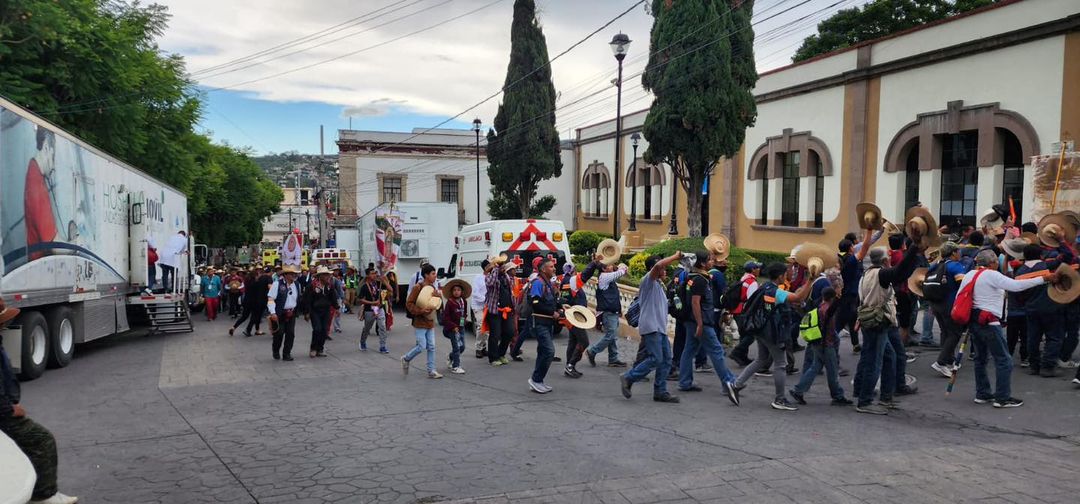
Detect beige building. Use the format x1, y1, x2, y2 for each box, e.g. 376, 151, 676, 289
569, 0, 1079, 252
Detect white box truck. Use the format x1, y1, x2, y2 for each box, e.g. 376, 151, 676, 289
357, 202, 458, 300
0, 96, 191, 379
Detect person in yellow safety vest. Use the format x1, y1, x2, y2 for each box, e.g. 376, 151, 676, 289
789, 287, 853, 406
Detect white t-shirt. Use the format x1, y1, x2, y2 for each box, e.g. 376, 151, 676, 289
470, 273, 487, 312
956, 268, 1045, 319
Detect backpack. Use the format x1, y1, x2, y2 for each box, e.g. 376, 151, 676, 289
675, 273, 707, 321
625, 296, 641, 327
735, 288, 769, 335
951, 269, 987, 325
667, 270, 687, 318
720, 280, 744, 311
921, 261, 953, 303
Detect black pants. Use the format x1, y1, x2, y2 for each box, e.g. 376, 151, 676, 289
510, 317, 530, 357
835, 294, 860, 347
272, 315, 297, 357
486, 312, 515, 362
228, 292, 242, 316
933, 304, 964, 366
233, 304, 263, 334
310, 308, 330, 353
0, 416, 58, 500
566, 326, 590, 365
1005, 314, 1028, 362
731, 319, 756, 361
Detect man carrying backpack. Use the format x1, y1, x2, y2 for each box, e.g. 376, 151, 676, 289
668, 259, 708, 378
675, 252, 740, 406
731, 263, 814, 411
926, 242, 969, 378
790, 287, 852, 406
1015, 244, 1067, 378
728, 262, 762, 366
620, 251, 684, 403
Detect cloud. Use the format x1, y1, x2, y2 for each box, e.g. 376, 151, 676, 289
342, 98, 409, 118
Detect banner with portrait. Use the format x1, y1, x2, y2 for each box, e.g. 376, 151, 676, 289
1031, 151, 1079, 223
375, 206, 402, 272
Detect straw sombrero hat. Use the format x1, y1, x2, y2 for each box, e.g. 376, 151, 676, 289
908, 267, 929, 298
926, 246, 941, 262
1038, 213, 1078, 248
563, 306, 597, 330
1001, 238, 1028, 260
905, 206, 939, 245
597, 239, 622, 266
1020, 232, 1039, 245
793, 242, 838, 276
417, 285, 442, 310
281, 264, 301, 274
703, 233, 731, 261
442, 278, 472, 300
0, 298, 20, 326
1048, 264, 1080, 305
979, 205, 1008, 229
882, 220, 903, 236
315, 265, 332, 275
855, 202, 884, 230
489, 254, 509, 265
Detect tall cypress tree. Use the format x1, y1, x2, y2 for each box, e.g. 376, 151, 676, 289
485, 0, 562, 219
642, 0, 757, 236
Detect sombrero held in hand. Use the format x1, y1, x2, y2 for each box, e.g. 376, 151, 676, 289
905, 206, 940, 248
793, 242, 838, 276
597, 239, 623, 266
703, 233, 731, 261
855, 202, 884, 230
563, 306, 597, 330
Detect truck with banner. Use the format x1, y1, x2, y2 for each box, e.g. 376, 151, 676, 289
357, 202, 458, 300
0, 96, 191, 379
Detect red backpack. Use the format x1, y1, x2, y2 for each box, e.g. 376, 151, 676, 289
950, 269, 987, 325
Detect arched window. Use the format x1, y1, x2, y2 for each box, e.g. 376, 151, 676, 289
903, 140, 920, 211
780, 152, 800, 227
581, 161, 611, 217
1001, 129, 1024, 220
626, 159, 665, 220
812, 153, 824, 228
748, 128, 833, 228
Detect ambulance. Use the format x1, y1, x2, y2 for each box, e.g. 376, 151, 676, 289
447, 219, 571, 281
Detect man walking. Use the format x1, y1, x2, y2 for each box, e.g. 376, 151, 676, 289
485, 260, 517, 366
527, 259, 560, 393
358, 266, 389, 353
403, 264, 442, 379
302, 266, 338, 358
231, 267, 270, 337
584, 256, 628, 367
620, 251, 683, 403
676, 252, 740, 406
268, 265, 301, 361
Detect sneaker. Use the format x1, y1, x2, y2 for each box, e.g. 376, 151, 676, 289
475, 350, 487, 359
511, 354, 525, 362
789, 389, 806, 405
243, 331, 253, 338
754, 370, 773, 378
1020, 359, 1029, 368
785, 367, 800, 375
528, 378, 549, 394
228, 327, 235, 337
993, 397, 1024, 408
1072, 378, 1080, 385
379, 347, 389, 354
838, 368, 850, 377
30, 492, 79, 504
552, 356, 562, 362
359, 343, 368, 351
771, 398, 798, 411
666, 370, 680, 381
694, 363, 713, 373
906, 353, 918, 364
400, 356, 410, 374
499, 356, 511, 365
678, 385, 703, 392
852, 344, 862, 354
608, 360, 628, 368
725, 381, 740, 406
878, 399, 899, 409
931, 362, 954, 378
831, 397, 854, 406
450, 367, 466, 374
973, 396, 993, 404
428, 371, 443, 379
282, 355, 294, 361
1059, 359, 1080, 369
587, 350, 597, 367
855, 403, 889, 415
653, 393, 680, 403
315, 352, 327, 357
620, 374, 633, 398
564, 367, 582, 378
491, 359, 506, 367
896, 385, 918, 396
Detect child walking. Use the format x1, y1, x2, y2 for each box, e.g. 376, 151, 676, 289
442, 282, 468, 374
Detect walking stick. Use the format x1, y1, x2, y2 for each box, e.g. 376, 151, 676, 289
945, 329, 971, 396
1050, 142, 1067, 213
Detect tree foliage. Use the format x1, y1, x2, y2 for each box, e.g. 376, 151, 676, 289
0, 0, 281, 247
793, 0, 998, 62
641, 0, 757, 236
485, 0, 562, 220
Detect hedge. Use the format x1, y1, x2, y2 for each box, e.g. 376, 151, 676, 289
568, 230, 611, 256
616, 238, 796, 287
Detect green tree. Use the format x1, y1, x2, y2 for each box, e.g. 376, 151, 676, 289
793, 0, 997, 62
642, 0, 757, 237
188, 138, 283, 247
485, 0, 562, 220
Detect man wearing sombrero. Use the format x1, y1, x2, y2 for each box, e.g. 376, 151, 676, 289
1, 298, 79, 504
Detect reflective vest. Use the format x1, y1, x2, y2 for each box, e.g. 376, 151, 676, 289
799, 308, 823, 342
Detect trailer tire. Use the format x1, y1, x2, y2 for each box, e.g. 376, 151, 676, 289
17, 311, 48, 380
46, 306, 76, 368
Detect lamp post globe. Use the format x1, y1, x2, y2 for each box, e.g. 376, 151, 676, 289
609, 32, 631, 61
610, 32, 630, 238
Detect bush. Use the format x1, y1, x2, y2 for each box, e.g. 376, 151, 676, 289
568, 230, 611, 256
742, 249, 790, 269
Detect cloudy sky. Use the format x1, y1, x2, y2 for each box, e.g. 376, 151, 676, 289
157, 0, 868, 155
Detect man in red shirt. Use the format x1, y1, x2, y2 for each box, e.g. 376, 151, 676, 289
25, 129, 58, 261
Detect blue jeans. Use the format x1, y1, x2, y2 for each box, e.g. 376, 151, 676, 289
679, 321, 736, 390
854, 326, 896, 406
588, 312, 621, 362
886, 326, 906, 394
444, 327, 465, 368
405, 327, 436, 373
794, 341, 845, 400
920, 305, 936, 344
625, 331, 672, 395
531, 322, 555, 383
971, 323, 1012, 401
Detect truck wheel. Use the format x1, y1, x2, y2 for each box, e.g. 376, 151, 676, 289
17, 311, 48, 380
46, 306, 76, 368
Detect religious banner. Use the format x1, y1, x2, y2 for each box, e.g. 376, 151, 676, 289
1031, 151, 1079, 222
375, 206, 402, 272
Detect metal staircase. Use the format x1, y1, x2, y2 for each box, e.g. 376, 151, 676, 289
144, 298, 193, 334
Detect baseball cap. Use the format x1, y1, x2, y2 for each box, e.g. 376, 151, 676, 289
744, 261, 761, 272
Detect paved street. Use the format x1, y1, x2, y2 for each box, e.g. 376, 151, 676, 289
18, 310, 1080, 504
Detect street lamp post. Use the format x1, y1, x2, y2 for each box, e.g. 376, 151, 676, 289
473, 118, 482, 223
610, 32, 630, 239
668, 178, 679, 236
628, 132, 640, 231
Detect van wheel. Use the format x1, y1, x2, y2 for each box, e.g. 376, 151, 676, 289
18, 311, 48, 380
47, 306, 76, 368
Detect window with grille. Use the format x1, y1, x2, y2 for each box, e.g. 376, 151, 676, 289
440, 178, 459, 204
1001, 131, 1024, 221
904, 143, 920, 211
939, 132, 979, 227
382, 177, 402, 203
780, 152, 800, 227
759, 178, 768, 225
813, 155, 823, 228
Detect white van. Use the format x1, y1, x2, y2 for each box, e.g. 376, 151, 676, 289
445, 219, 571, 281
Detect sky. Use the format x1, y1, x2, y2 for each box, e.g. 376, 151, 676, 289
156, 0, 870, 155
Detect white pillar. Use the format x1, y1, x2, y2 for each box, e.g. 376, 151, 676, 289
976, 164, 1004, 225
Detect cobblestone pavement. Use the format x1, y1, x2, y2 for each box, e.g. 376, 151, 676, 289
18, 310, 1080, 503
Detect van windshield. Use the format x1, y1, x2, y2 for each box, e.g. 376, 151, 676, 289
502, 250, 567, 279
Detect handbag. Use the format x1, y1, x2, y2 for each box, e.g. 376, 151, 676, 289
857, 303, 889, 329
951, 269, 987, 325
